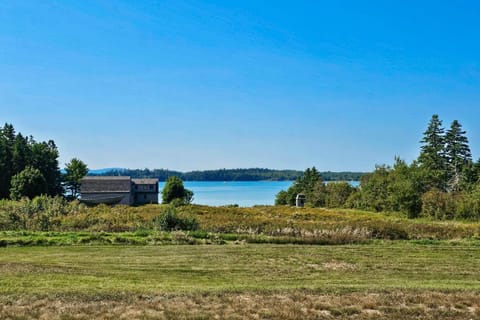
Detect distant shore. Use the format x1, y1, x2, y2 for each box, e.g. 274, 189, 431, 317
87, 167, 366, 182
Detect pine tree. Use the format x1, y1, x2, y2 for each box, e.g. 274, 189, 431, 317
0, 124, 16, 199
418, 115, 447, 190
445, 120, 472, 191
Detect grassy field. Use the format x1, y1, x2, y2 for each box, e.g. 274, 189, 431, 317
1, 243, 480, 319
2, 203, 480, 318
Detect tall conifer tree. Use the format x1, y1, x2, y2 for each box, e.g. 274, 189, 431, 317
418, 115, 447, 190
445, 120, 472, 191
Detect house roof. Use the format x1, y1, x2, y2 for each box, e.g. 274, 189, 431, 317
81, 176, 131, 193
132, 178, 159, 185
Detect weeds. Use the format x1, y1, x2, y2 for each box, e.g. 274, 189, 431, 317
1, 198, 480, 244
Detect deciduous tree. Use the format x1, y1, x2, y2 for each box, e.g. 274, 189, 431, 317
9, 166, 47, 200
64, 158, 89, 198
162, 176, 194, 205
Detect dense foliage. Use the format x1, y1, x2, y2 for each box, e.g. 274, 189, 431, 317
92, 167, 365, 182
277, 115, 480, 220
9, 166, 48, 200
0, 123, 62, 199
63, 158, 89, 199
161, 176, 194, 205
155, 205, 198, 231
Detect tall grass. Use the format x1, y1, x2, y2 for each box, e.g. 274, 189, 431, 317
1, 197, 480, 243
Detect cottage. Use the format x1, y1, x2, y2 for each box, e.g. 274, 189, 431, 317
80, 176, 159, 205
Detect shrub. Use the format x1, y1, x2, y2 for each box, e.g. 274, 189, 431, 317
455, 185, 480, 220
421, 189, 457, 220
156, 206, 198, 231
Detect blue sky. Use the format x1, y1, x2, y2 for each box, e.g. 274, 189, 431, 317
1, 1, 479, 171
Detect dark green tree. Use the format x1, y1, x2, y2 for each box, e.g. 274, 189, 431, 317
418, 114, 447, 190
162, 176, 194, 205
275, 190, 289, 205
0, 124, 62, 199
275, 167, 325, 207
0, 124, 16, 198
29, 140, 62, 196
9, 166, 48, 200
12, 133, 31, 175
444, 120, 472, 191
63, 158, 89, 198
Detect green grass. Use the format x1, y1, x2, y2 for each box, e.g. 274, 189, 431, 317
1, 243, 480, 319
2, 202, 480, 318
1, 243, 480, 295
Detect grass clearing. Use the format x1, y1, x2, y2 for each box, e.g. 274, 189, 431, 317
1, 243, 480, 319
2, 203, 480, 318
2, 244, 480, 294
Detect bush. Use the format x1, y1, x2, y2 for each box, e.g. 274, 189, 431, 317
421, 189, 457, 220
156, 206, 198, 231
455, 185, 480, 220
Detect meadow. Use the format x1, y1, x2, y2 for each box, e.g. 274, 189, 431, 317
1, 244, 480, 319
1, 200, 480, 319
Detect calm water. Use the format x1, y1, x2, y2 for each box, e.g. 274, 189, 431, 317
158, 181, 359, 207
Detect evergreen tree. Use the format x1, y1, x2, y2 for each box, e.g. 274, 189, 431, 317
12, 133, 30, 174
418, 114, 447, 190
29, 140, 62, 196
445, 120, 472, 191
275, 167, 325, 207
0, 123, 62, 199
0, 124, 15, 198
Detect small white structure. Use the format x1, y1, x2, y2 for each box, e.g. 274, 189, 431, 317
296, 194, 306, 208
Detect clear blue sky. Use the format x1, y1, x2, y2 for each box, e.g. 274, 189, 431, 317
1, 1, 479, 171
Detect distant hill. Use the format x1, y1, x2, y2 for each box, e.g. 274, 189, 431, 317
87, 168, 366, 182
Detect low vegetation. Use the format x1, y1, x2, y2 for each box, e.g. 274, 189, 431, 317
1, 244, 480, 319
1, 197, 480, 245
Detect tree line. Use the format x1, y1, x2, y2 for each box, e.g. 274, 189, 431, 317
0, 123, 88, 200
92, 168, 365, 182
277, 115, 480, 220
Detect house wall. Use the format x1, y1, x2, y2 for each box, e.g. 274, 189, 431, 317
121, 192, 134, 205
80, 192, 133, 205
134, 192, 158, 205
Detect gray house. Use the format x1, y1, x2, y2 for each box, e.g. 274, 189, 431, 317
132, 179, 159, 205
80, 176, 158, 205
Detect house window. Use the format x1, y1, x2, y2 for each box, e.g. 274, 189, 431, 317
149, 185, 154, 190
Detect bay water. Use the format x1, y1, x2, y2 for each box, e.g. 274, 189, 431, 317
158, 181, 359, 207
